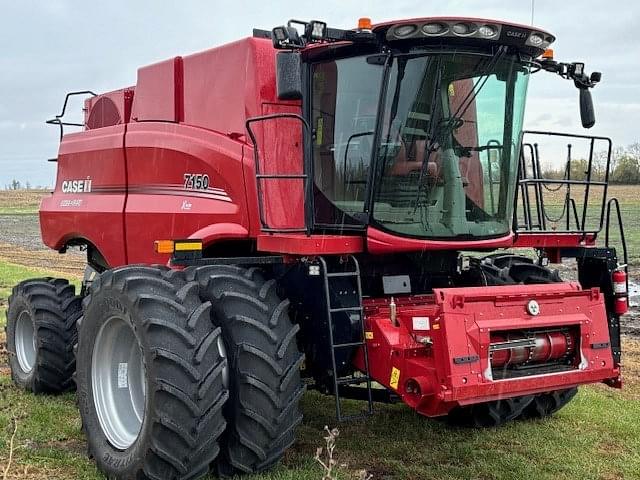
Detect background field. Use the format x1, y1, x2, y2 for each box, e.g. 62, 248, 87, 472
0, 189, 639, 479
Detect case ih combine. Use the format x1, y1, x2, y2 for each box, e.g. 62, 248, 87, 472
5, 15, 629, 479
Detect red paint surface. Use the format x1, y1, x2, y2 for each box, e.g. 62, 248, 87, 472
354, 283, 618, 416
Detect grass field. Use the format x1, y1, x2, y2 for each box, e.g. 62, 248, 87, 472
0, 190, 47, 215
519, 184, 639, 264
1, 260, 640, 479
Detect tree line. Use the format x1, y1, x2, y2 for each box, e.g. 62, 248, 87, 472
541, 143, 640, 184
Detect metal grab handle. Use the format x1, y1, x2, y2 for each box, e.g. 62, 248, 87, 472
245, 113, 312, 235
46, 90, 97, 140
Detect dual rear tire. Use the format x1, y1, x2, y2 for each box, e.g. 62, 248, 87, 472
185, 265, 305, 476
76, 266, 229, 479
73, 265, 303, 479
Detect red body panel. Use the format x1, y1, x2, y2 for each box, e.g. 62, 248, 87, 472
124, 122, 248, 264
41, 37, 300, 263
130, 57, 182, 123
354, 283, 618, 416
367, 227, 514, 254
41, 126, 128, 266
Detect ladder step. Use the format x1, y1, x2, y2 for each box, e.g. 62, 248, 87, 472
329, 306, 362, 313
327, 271, 359, 278
333, 341, 365, 349
336, 376, 371, 386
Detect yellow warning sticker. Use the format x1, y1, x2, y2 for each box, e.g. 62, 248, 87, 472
390, 367, 401, 390
365, 331, 374, 340
448, 83, 455, 97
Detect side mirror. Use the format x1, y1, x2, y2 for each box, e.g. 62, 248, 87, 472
579, 88, 596, 129
276, 51, 302, 100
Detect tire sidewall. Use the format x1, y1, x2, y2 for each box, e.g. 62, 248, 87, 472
77, 286, 153, 476
6, 294, 37, 388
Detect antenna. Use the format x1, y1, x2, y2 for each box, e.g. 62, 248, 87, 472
531, 0, 535, 25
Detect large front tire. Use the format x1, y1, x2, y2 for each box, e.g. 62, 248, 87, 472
77, 266, 228, 480
520, 387, 578, 419
6, 278, 81, 393
446, 396, 534, 428
186, 265, 305, 476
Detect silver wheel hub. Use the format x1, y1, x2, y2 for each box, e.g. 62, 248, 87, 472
92, 316, 146, 450
15, 311, 36, 373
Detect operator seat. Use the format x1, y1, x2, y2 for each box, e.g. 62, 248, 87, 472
390, 138, 484, 207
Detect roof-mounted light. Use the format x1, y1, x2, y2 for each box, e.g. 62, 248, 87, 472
478, 24, 498, 38
422, 22, 448, 36
306, 20, 327, 41
524, 30, 554, 49
271, 25, 304, 48
384, 19, 555, 54
268, 18, 376, 49
528, 33, 544, 46
358, 17, 372, 31
394, 24, 418, 37
452, 22, 476, 36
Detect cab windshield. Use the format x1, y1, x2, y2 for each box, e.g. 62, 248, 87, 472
310, 49, 530, 239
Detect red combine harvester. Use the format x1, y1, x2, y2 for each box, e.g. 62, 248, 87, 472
6, 16, 629, 479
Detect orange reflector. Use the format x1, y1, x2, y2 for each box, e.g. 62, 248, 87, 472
154, 240, 175, 254
542, 48, 554, 59
358, 17, 372, 30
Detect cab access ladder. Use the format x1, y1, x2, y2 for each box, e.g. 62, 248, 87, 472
318, 255, 374, 421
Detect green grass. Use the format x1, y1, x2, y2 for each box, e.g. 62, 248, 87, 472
1, 260, 640, 479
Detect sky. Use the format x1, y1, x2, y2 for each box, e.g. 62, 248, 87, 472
1, 0, 638, 187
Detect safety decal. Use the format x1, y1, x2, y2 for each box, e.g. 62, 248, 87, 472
390, 367, 401, 390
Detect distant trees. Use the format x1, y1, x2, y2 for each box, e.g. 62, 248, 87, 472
7, 179, 22, 190
4, 180, 41, 190
541, 143, 640, 184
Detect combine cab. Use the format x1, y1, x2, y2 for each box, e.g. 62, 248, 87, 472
6, 16, 627, 479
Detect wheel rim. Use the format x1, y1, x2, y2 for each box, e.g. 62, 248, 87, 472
92, 316, 146, 450
15, 311, 36, 373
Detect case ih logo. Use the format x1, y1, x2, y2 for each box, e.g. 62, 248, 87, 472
61, 178, 92, 193
505, 29, 527, 39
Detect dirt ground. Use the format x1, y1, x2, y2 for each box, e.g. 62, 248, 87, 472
0, 214, 84, 276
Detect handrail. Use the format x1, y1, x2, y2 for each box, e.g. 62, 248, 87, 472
245, 113, 312, 235
516, 131, 612, 237
46, 90, 97, 140
605, 198, 628, 266
605, 197, 629, 297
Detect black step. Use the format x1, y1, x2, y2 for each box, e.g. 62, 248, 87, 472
329, 306, 362, 313
327, 271, 359, 278
333, 341, 365, 349
336, 376, 372, 386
